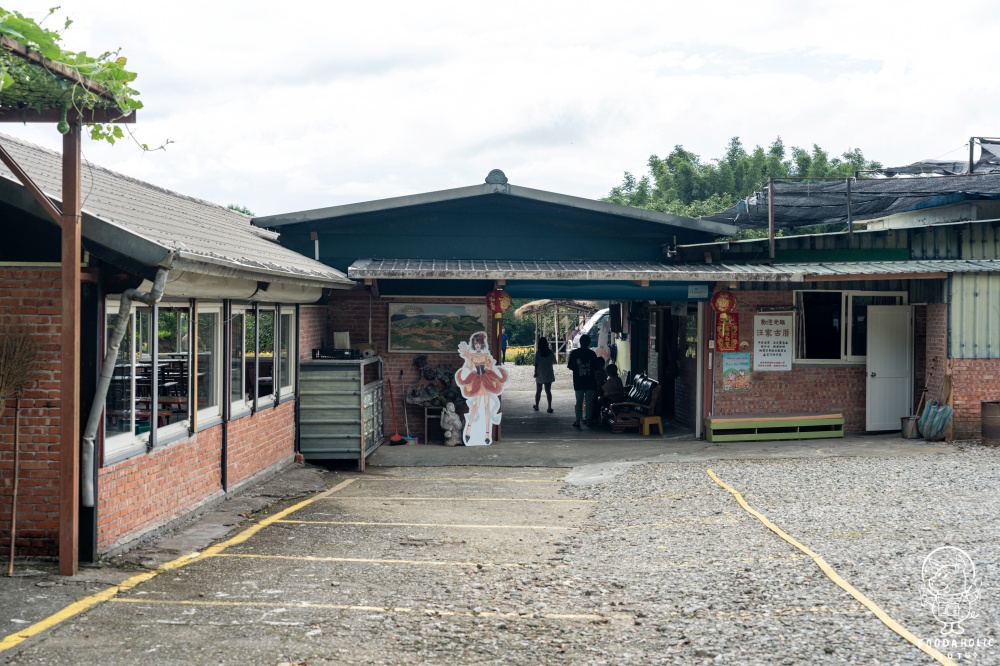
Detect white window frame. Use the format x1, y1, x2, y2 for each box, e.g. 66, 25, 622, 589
103, 299, 193, 462
230, 305, 251, 415
195, 303, 224, 422
256, 306, 277, 408
793, 289, 908, 364
278, 308, 296, 398
151, 301, 192, 441
104, 300, 148, 462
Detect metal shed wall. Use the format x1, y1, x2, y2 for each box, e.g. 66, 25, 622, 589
950, 272, 1000, 358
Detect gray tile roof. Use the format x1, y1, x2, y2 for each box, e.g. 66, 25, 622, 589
349, 258, 1000, 282
0, 133, 352, 288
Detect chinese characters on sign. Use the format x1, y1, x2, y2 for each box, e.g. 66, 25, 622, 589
753, 313, 793, 371
716, 312, 740, 352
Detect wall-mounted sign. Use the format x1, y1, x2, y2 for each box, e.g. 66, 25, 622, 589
688, 285, 709, 300
711, 290, 737, 313
722, 352, 752, 392
753, 313, 793, 371
716, 312, 740, 352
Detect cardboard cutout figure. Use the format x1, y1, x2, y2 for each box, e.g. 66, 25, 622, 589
455, 331, 507, 445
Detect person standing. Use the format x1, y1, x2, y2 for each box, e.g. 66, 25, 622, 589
500, 327, 509, 365
533, 336, 556, 413
567, 333, 598, 428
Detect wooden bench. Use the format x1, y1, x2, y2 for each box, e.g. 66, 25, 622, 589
705, 412, 844, 443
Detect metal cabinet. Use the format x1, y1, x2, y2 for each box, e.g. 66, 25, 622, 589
298, 357, 383, 470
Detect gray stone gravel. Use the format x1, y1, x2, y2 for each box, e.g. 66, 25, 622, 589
501, 362, 573, 392
562, 443, 1000, 665
4, 447, 997, 664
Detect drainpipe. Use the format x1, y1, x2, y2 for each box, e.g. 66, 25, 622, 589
81, 264, 172, 508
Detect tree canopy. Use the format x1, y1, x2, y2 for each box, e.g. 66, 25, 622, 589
604, 137, 883, 220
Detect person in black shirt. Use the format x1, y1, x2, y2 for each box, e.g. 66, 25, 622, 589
567, 333, 598, 428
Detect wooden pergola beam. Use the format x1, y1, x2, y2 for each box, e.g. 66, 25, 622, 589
0, 108, 136, 124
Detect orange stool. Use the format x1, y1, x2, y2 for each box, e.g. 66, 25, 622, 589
640, 415, 663, 436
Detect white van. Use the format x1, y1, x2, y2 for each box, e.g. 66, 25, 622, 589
571, 308, 609, 349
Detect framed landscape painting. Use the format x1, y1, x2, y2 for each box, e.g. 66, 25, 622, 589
388, 303, 489, 353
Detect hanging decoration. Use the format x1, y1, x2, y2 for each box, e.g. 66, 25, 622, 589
486, 288, 512, 319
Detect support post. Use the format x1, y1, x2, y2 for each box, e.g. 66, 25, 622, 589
768, 177, 775, 260
59, 121, 81, 576
846, 178, 853, 245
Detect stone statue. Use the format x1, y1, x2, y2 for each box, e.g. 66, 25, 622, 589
440, 401, 464, 446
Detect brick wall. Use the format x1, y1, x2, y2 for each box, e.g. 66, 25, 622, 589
950, 358, 1000, 439
925, 304, 948, 403
326, 290, 487, 440
97, 432, 221, 551
709, 290, 869, 430
299, 305, 327, 360
0, 269, 63, 559
96, 402, 295, 552
226, 402, 295, 486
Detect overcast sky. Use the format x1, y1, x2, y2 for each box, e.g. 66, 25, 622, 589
7, 1, 999, 216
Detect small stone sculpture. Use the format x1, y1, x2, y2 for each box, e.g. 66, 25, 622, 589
440, 401, 464, 446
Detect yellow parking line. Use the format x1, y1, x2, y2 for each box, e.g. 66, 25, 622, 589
323, 496, 595, 503
706, 469, 956, 666
276, 520, 577, 530
109, 597, 604, 621
0, 478, 357, 655
357, 477, 564, 484
211, 553, 524, 567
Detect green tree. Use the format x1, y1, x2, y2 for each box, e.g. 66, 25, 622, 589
605, 136, 881, 221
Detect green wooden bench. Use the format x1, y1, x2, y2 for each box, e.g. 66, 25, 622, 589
705, 412, 845, 443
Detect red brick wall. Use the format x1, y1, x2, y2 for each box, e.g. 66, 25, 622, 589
709, 290, 869, 430
97, 432, 221, 551
299, 305, 327, 360
0, 269, 63, 558
96, 402, 295, 551
925, 304, 948, 403
226, 401, 295, 486
326, 290, 486, 440
950, 358, 1000, 439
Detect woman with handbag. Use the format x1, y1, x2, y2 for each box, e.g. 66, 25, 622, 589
533, 336, 556, 413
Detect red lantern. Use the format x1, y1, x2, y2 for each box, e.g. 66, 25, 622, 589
486, 288, 512, 318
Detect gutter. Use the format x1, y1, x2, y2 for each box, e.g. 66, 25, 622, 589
81, 258, 173, 508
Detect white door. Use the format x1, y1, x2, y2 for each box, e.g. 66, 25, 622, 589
866, 305, 913, 431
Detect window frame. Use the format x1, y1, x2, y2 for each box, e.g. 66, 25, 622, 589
195, 302, 224, 424
277, 307, 296, 398
792, 289, 908, 364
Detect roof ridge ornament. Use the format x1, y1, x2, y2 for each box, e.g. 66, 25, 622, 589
485, 169, 508, 185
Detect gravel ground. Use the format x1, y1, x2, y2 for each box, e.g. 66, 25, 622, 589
562, 444, 1000, 664
501, 362, 574, 392
4, 446, 997, 665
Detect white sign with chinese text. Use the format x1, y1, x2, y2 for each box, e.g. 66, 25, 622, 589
753, 313, 793, 371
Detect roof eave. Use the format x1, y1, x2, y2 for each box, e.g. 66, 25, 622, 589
253, 182, 738, 237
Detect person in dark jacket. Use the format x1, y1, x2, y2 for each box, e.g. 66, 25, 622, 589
567, 333, 598, 428
533, 336, 556, 413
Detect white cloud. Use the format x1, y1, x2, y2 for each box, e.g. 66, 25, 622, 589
7, 0, 1000, 214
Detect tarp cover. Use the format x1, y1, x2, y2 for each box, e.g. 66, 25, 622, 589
700, 172, 1000, 230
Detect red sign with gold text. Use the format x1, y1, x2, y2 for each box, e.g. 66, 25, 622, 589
716, 312, 740, 352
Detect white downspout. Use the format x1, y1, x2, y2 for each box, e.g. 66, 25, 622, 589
81, 264, 171, 508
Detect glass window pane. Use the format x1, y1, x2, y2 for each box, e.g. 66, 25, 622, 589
105, 311, 133, 436
157, 308, 190, 425
801, 292, 842, 359
231, 312, 245, 404
279, 313, 292, 389
198, 311, 219, 412
849, 295, 900, 357
258, 310, 275, 396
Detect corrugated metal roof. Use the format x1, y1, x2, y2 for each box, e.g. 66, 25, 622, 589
254, 182, 738, 238
0, 133, 353, 288
349, 258, 1000, 282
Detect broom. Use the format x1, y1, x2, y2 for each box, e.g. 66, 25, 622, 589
386, 378, 405, 445
1, 327, 42, 577
402, 382, 418, 445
